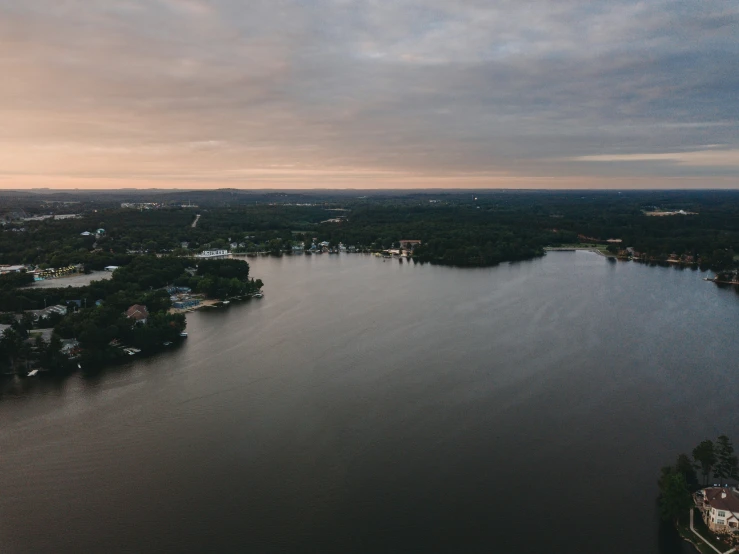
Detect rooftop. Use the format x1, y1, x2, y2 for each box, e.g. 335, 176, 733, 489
704, 487, 739, 513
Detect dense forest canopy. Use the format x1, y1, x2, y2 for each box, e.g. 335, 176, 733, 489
2, 189, 738, 270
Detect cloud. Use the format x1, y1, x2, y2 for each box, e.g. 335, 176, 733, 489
571, 149, 739, 167
0, 0, 737, 188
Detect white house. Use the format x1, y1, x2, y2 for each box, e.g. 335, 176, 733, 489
700, 487, 739, 532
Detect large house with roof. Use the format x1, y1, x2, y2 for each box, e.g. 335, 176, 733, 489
125, 304, 149, 325
699, 487, 739, 532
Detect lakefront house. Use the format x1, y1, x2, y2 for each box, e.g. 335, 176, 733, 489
699, 487, 739, 532
125, 304, 149, 325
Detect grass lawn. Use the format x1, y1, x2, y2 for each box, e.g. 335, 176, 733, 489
676, 519, 716, 554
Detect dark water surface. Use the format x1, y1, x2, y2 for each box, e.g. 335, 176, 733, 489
2, 252, 737, 553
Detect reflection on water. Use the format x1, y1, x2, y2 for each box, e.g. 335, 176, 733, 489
1, 252, 737, 553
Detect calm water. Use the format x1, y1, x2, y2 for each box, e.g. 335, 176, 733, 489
2, 252, 738, 553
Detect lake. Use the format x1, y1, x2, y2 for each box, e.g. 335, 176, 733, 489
2, 252, 738, 553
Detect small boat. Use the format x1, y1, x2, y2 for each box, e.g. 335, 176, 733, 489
27, 369, 39, 377
180, 332, 188, 338
163, 341, 172, 346
222, 300, 230, 305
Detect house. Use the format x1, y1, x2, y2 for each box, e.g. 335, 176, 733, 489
0, 264, 26, 274
27, 305, 68, 321
125, 304, 149, 325
399, 239, 422, 250
60, 339, 81, 357
699, 487, 739, 532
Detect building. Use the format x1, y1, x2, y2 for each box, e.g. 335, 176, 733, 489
125, 304, 149, 325
27, 305, 68, 321
699, 487, 739, 532
399, 239, 422, 250
195, 249, 229, 259
60, 339, 81, 357
0, 265, 26, 274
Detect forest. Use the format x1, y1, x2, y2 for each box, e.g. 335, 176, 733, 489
0, 191, 739, 271
2, 189, 739, 270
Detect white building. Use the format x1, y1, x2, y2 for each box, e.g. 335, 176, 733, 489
700, 487, 739, 532
0, 265, 26, 274
195, 249, 229, 259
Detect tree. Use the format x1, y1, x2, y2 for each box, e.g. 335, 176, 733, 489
693, 440, 717, 486
659, 473, 692, 523
714, 435, 739, 482
675, 454, 699, 488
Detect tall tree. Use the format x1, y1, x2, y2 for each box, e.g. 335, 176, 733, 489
714, 435, 739, 482
693, 440, 717, 486
675, 454, 699, 488
659, 473, 693, 524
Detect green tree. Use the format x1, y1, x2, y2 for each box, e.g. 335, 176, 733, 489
675, 453, 698, 488
659, 473, 692, 523
693, 440, 717, 486
714, 435, 739, 482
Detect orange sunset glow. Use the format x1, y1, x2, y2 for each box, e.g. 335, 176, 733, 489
1, 1, 737, 189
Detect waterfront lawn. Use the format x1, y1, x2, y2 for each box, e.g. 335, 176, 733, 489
675, 519, 715, 554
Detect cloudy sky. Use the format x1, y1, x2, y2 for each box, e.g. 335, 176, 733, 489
0, 0, 737, 189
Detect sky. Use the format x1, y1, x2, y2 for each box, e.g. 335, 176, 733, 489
0, 0, 737, 190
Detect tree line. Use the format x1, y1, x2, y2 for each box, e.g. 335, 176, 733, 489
2, 190, 739, 270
